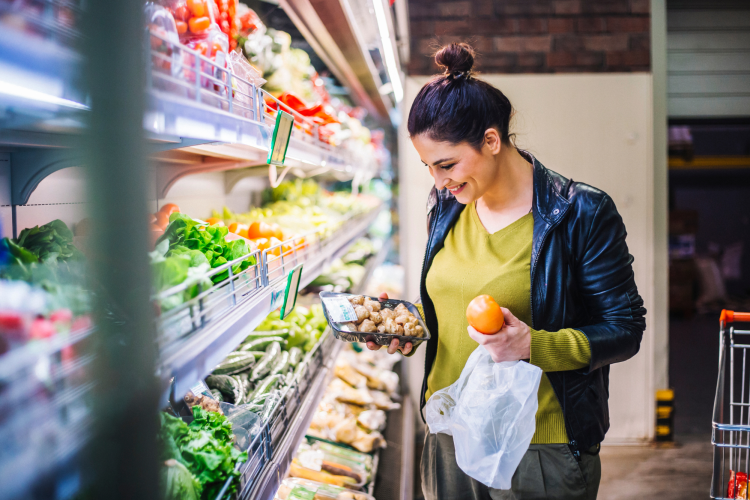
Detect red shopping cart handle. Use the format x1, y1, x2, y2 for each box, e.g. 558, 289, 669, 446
721, 310, 750, 325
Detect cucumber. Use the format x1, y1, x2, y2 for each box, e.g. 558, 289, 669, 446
250, 342, 282, 381
232, 375, 246, 405
270, 350, 290, 377
288, 347, 303, 367
241, 350, 267, 361
251, 392, 269, 405
210, 389, 224, 402
206, 374, 242, 404
249, 374, 281, 402
240, 336, 287, 353
212, 351, 256, 375
241, 330, 290, 343
284, 370, 294, 387
261, 389, 280, 421
241, 403, 264, 414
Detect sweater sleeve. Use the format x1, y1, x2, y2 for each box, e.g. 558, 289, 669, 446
529, 328, 591, 372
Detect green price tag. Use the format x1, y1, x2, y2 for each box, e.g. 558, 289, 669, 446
280, 264, 303, 320
267, 109, 294, 166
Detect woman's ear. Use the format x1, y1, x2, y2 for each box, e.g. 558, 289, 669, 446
484, 128, 502, 155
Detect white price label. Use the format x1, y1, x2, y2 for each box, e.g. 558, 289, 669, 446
323, 296, 358, 323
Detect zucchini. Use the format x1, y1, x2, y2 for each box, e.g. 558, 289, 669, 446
270, 351, 290, 377
212, 352, 256, 375
241, 330, 290, 343
206, 375, 242, 404
250, 342, 282, 381
288, 347, 303, 367
249, 374, 281, 402
240, 336, 287, 353
210, 389, 224, 402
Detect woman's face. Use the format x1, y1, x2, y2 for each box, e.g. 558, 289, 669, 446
411, 131, 501, 205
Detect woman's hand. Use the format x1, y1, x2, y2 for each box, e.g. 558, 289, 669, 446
365, 293, 414, 355
467, 307, 530, 363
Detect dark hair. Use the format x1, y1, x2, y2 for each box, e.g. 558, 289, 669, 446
407, 43, 514, 149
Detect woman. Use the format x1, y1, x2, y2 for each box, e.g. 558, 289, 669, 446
367, 43, 646, 500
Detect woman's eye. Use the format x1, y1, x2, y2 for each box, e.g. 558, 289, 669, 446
440, 164, 455, 171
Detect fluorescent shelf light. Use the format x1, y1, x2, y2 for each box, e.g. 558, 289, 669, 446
0, 81, 88, 110
372, 0, 403, 103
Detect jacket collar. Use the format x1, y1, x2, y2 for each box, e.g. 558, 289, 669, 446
429, 150, 573, 227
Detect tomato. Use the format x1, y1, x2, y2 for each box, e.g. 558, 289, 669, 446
173, 5, 190, 21
466, 295, 505, 334
211, 41, 225, 55
187, 0, 206, 16
154, 212, 170, 230
159, 203, 180, 216
189, 16, 210, 33
220, 20, 230, 33
175, 20, 188, 34
194, 41, 208, 56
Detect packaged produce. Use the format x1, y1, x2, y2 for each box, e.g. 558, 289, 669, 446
320, 292, 430, 348
145, 2, 182, 78
213, 0, 237, 50
356, 410, 386, 432
311, 441, 373, 472
289, 459, 364, 490
275, 478, 374, 500
729, 470, 749, 499
296, 442, 371, 484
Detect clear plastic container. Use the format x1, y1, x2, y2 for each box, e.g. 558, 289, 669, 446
274, 478, 375, 500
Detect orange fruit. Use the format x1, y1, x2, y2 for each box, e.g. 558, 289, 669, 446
154, 211, 170, 230
267, 237, 282, 256
238, 227, 249, 239
254, 238, 269, 251
466, 295, 504, 334
227, 222, 238, 233
271, 223, 284, 240
159, 203, 180, 216
205, 217, 224, 226
248, 221, 273, 239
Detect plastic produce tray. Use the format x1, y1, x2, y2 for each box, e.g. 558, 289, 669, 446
319, 291, 431, 349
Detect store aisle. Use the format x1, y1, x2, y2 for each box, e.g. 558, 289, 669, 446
598, 435, 713, 499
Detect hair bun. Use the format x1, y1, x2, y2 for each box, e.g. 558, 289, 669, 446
435, 42, 475, 78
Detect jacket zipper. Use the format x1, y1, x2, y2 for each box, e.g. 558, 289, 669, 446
529, 208, 580, 456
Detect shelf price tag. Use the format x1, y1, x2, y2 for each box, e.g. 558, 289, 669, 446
280, 263, 304, 320
267, 109, 294, 166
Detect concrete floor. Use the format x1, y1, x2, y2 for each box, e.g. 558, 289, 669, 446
598, 434, 714, 500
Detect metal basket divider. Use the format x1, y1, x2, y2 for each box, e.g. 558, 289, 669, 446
240, 420, 272, 493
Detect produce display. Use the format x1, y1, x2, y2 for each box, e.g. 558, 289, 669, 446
275, 477, 374, 500
204, 305, 327, 417
158, 406, 247, 500
306, 238, 378, 293
304, 346, 399, 454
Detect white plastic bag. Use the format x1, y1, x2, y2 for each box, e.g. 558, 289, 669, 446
424, 346, 542, 490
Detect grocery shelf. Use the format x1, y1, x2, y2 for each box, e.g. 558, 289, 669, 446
157, 204, 384, 406
352, 238, 392, 295
242, 336, 343, 500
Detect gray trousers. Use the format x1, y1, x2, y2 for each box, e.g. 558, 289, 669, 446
421, 429, 601, 500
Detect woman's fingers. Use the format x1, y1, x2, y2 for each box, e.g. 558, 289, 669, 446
467, 325, 489, 344
387, 338, 400, 355
401, 342, 413, 355
366, 341, 382, 351
379, 292, 389, 300
500, 307, 520, 326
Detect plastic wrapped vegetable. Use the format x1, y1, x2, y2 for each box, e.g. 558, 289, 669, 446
275, 478, 374, 500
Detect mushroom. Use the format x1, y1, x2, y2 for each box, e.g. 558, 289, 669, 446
358, 319, 377, 333
376, 324, 386, 333
380, 308, 395, 320
354, 306, 370, 324
348, 295, 365, 306
394, 314, 411, 325
364, 298, 381, 312
341, 322, 358, 332
369, 311, 383, 324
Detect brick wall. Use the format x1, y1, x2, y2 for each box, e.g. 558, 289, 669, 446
407, 0, 650, 75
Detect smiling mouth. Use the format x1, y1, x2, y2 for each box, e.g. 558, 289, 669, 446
447, 183, 466, 194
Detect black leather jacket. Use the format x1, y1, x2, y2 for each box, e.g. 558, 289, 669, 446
418, 152, 646, 451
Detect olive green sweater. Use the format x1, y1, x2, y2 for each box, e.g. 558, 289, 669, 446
423, 203, 591, 444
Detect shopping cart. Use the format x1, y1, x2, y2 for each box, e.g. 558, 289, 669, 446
712, 310, 750, 498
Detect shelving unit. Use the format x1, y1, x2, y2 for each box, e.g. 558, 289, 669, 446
0, 1, 407, 499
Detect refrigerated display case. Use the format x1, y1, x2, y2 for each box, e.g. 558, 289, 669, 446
0, 1, 409, 499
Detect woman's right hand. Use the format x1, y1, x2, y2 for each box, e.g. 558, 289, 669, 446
365, 293, 414, 355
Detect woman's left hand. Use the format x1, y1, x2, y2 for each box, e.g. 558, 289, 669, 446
467, 307, 531, 363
